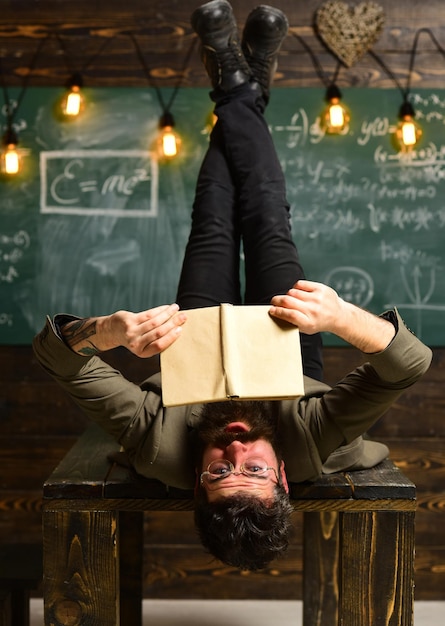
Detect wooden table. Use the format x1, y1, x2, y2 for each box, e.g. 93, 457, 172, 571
43, 424, 416, 626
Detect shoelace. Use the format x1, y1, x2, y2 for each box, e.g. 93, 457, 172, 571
245, 55, 273, 90
206, 45, 251, 83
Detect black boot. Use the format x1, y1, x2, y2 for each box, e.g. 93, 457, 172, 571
191, 0, 252, 93
242, 5, 289, 102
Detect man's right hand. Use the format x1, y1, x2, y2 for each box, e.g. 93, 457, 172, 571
270, 280, 396, 354
61, 303, 187, 358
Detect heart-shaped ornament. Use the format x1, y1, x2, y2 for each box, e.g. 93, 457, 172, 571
315, 1, 385, 67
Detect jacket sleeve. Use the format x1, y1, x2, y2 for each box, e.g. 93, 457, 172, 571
32, 315, 164, 460
301, 308, 433, 462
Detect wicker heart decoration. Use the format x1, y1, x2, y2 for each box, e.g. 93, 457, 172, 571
315, 1, 385, 67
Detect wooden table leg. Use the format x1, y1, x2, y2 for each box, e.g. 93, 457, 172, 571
43, 508, 119, 626
339, 511, 415, 626
303, 510, 415, 626
119, 511, 144, 626
303, 511, 340, 626
10, 589, 31, 626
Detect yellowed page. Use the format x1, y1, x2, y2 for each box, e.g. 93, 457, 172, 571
222, 305, 304, 399
160, 304, 304, 406
220, 303, 239, 398
160, 306, 226, 406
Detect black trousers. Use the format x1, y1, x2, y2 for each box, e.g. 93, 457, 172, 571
176, 84, 323, 380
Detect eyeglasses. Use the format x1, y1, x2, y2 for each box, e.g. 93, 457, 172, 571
200, 458, 280, 485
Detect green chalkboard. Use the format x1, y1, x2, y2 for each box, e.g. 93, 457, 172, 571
1, 87, 445, 346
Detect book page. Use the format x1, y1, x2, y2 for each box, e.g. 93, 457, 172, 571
160, 304, 304, 406
222, 305, 304, 400
160, 306, 226, 406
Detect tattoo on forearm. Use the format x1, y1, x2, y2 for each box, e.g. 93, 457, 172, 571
62, 319, 100, 355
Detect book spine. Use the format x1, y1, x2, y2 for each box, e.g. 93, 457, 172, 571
220, 303, 240, 398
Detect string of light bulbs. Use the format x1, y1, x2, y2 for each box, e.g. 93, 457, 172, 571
0, 35, 50, 175
292, 27, 445, 152
129, 33, 197, 160
370, 28, 445, 152
1, 26, 445, 177
54, 32, 116, 119
367, 49, 421, 152
291, 32, 350, 135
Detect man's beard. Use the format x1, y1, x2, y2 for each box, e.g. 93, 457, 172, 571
197, 400, 279, 449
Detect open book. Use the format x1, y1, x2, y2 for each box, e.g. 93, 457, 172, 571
160, 304, 304, 407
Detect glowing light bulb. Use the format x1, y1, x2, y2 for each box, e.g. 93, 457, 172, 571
3, 145, 20, 174
321, 85, 350, 134
328, 102, 345, 128
61, 74, 85, 119
64, 87, 83, 116
394, 101, 422, 152
157, 112, 181, 159
1, 129, 21, 176
401, 121, 416, 145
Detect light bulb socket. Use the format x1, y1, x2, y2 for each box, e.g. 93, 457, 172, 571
399, 100, 415, 120
66, 72, 83, 90
2, 126, 18, 147
326, 84, 342, 102
159, 111, 175, 129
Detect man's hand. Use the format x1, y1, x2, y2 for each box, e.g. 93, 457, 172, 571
61, 303, 187, 358
270, 280, 396, 353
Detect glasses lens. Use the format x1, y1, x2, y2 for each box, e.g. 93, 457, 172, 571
243, 458, 269, 476
203, 458, 273, 484
207, 459, 233, 479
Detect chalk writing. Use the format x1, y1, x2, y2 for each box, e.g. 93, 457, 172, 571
0, 230, 30, 283
267, 92, 445, 341
270, 108, 311, 148
2, 87, 445, 345
40, 150, 159, 217
0, 313, 13, 327
357, 117, 392, 145
324, 267, 374, 308
381, 240, 445, 338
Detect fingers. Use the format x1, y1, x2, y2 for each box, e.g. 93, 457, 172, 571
124, 304, 187, 358
269, 299, 308, 329
290, 279, 316, 293
270, 281, 314, 312
136, 303, 181, 329
269, 280, 328, 334
287, 279, 321, 301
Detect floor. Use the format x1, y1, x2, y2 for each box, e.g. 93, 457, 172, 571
30, 599, 444, 625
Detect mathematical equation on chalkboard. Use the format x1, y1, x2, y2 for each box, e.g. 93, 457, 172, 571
0, 230, 30, 285
265, 93, 445, 342
0, 229, 31, 330
40, 150, 159, 217
2, 87, 445, 345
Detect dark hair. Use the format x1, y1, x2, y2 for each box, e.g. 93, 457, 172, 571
194, 483, 293, 571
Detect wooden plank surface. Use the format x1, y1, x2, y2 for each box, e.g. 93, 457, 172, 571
43, 510, 120, 626
43, 426, 113, 499
1, 0, 445, 89
43, 425, 415, 505
339, 511, 415, 626
345, 460, 416, 499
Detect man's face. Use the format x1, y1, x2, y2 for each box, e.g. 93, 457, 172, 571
197, 407, 288, 501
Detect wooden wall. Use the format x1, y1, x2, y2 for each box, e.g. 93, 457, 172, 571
1, 0, 445, 90
1, 0, 444, 601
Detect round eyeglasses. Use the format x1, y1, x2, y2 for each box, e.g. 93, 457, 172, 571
200, 458, 280, 485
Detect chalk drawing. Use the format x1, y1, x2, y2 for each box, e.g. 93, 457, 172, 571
324, 267, 374, 308
40, 150, 159, 217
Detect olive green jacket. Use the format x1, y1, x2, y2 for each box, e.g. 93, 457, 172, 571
33, 309, 432, 489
